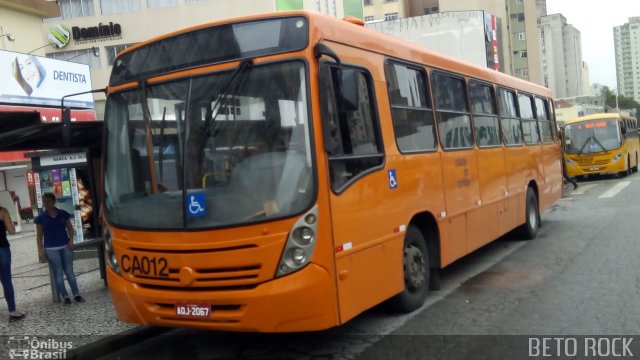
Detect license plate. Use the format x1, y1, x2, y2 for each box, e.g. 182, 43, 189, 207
590, 167, 600, 171
175, 303, 210, 319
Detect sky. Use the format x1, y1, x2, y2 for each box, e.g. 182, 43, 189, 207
545, 0, 640, 90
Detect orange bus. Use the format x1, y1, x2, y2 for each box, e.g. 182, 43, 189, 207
101, 11, 562, 332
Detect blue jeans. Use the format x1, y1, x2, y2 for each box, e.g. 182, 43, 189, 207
0, 246, 16, 312
45, 247, 79, 298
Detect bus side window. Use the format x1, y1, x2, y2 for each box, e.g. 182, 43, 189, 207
384, 61, 436, 152
518, 93, 540, 145
469, 81, 500, 147
432, 72, 473, 150
319, 65, 384, 192
535, 97, 554, 143
497, 88, 523, 146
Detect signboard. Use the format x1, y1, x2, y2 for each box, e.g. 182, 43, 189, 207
368, 11, 503, 71
40, 152, 87, 167
0, 49, 94, 109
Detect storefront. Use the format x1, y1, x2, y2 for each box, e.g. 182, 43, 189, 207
28, 151, 99, 243
0, 48, 97, 223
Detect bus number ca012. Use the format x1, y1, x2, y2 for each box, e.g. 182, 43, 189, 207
121, 255, 169, 278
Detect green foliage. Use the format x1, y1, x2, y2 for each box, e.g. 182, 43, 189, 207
599, 86, 640, 116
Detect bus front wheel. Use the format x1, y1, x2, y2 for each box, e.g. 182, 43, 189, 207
620, 156, 631, 177
517, 187, 540, 240
388, 225, 430, 313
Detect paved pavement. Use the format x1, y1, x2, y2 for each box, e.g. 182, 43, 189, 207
1, 222, 134, 346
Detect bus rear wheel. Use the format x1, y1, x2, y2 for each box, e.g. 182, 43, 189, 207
517, 187, 539, 240
388, 225, 430, 313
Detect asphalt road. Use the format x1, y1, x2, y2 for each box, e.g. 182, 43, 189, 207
91, 173, 640, 360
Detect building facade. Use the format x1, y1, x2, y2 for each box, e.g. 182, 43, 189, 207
539, 13, 585, 98
614, 17, 640, 103
368, 11, 504, 71
39, 0, 363, 118
0, 0, 59, 55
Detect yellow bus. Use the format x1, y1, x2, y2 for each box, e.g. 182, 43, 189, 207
563, 113, 639, 178
101, 11, 562, 332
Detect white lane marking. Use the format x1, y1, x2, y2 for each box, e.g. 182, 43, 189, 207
571, 184, 597, 195
598, 181, 631, 199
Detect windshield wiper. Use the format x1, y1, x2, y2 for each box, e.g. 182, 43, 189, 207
576, 136, 592, 156
591, 135, 608, 153
201, 60, 253, 136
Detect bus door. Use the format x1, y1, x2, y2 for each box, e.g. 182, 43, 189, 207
319, 60, 402, 323
431, 72, 482, 259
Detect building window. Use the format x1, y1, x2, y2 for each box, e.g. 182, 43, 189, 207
516, 0, 523, 3
364, 0, 373, 5
520, 50, 528, 58
101, 0, 139, 15
384, 12, 399, 21
147, 0, 177, 9
512, 12, 525, 21
424, 7, 438, 14
53, 0, 95, 19
517, 32, 526, 41
185, 0, 209, 3
384, 0, 398, 2
46, 49, 101, 69
364, 16, 375, 22
105, 43, 138, 65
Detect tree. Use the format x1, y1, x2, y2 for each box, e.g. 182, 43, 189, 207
600, 86, 640, 117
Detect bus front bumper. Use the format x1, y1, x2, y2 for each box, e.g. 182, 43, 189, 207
566, 159, 626, 177
107, 263, 338, 332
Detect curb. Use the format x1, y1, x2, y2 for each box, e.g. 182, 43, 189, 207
67, 326, 175, 360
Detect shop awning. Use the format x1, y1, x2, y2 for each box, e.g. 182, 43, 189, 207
0, 111, 103, 157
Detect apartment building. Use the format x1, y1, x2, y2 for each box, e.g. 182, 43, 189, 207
539, 13, 585, 98
614, 17, 640, 103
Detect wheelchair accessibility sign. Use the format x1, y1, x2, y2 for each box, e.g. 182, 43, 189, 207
187, 193, 206, 217
388, 169, 398, 189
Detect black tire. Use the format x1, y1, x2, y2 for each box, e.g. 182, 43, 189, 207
388, 225, 430, 312
517, 187, 539, 240
634, 153, 639, 172
620, 156, 631, 177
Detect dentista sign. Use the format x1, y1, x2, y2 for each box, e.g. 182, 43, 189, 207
72, 22, 122, 41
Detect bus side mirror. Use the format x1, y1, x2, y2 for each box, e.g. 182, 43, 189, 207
338, 69, 359, 112
621, 127, 627, 135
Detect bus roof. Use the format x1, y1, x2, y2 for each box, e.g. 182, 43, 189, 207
564, 113, 636, 125
116, 11, 552, 97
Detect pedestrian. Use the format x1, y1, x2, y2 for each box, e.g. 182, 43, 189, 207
0, 206, 26, 321
35, 193, 85, 305
559, 128, 578, 190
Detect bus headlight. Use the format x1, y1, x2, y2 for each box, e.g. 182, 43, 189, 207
104, 226, 120, 274
565, 157, 577, 166
276, 205, 318, 277
612, 153, 623, 163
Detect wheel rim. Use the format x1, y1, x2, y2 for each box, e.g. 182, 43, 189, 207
404, 244, 426, 291
528, 200, 538, 230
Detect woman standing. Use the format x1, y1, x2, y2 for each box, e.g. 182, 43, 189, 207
0, 206, 26, 321
35, 193, 85, 305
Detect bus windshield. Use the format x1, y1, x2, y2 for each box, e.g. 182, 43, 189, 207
563, 118, 621, 154
104, 61, 314, 229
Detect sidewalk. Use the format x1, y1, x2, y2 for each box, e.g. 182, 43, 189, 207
1, 222, 135, 347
